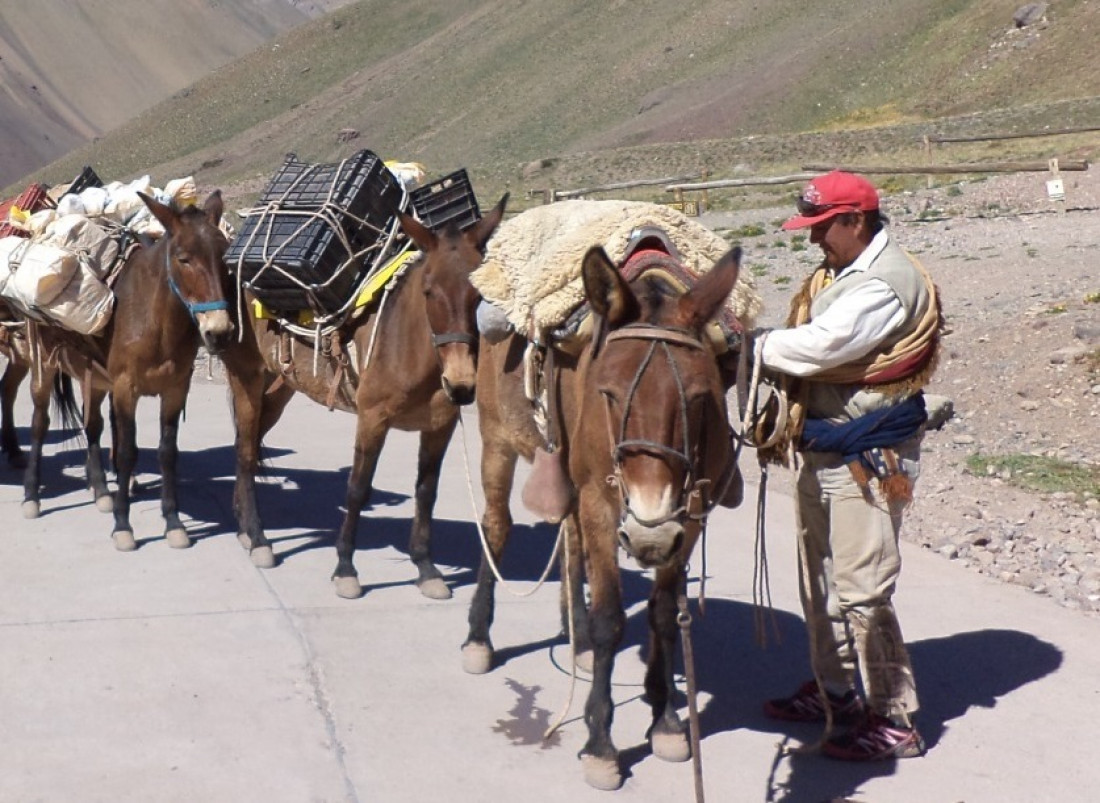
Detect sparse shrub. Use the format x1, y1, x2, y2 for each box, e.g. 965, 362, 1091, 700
965, 453, 1100, 500
750, 264, 768, 277
773, 275, 792, 286
734, 223, 767, 238
947, 185, 963, 197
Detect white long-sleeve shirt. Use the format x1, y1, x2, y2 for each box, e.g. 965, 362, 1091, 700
761, 230, 907, 377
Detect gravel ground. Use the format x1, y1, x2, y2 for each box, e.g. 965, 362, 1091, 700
704, 168, 1100, 616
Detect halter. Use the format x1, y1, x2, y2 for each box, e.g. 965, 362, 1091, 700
164, 243, 229, 320
430, 330, 478, 349
601, 322, 735, 530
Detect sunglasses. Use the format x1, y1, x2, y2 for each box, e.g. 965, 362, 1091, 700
795, 197, 856, 217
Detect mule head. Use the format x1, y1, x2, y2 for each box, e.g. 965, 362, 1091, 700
582, 244, 742, 569
399, 193, 508, 406
140, 190, 234, 353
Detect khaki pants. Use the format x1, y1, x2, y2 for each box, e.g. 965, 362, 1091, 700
794, 439, 921, 725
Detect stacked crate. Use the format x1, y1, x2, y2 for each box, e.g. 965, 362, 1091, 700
409, 169, 481, 232
0, 183, 54, 238
225, 150, 406, 315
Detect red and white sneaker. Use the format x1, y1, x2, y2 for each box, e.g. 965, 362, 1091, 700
822, 712, 926, 761
763, 680, 864, 724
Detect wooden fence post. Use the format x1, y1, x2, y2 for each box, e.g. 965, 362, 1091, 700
923, 135, 933, 189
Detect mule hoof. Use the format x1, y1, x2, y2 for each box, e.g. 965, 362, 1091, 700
333, 576, 362, 599
237, 532, 251, 551
250, 546, 276, 569
21, 500, 40, 520
573, 649, 595, 674
418, 577, 452, 600
95, 495, 114, 513
165, 528, 192, 549
581, 755, 622, 791
461, 643, 494, 675
651, 729, 691, 763
113, 530, 137, 552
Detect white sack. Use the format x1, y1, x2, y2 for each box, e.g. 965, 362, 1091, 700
0, 236, 81, 307
42, 263, 114, 334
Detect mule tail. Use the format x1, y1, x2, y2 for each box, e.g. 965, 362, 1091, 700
51, 373, 86, 446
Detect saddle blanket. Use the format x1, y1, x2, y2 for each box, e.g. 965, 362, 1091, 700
470, 199, 761, 334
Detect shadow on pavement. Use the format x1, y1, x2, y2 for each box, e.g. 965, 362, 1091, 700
700, 618, 1064, 803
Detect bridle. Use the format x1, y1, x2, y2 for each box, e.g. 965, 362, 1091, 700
601, 322, 738, 530
163, 239, 229, 321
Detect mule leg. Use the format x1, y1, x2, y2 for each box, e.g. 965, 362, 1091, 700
109, 387, 140, 551
20, 365, 54, 519
578, 495, 627, 791
157, 385, 192, 549
222, 337, 292, 568
331, 410, 388, 599
1, 359, 28, 469
409, 417, 458, 600
645, 565, 691, 763
461, 436, 519, 674
83, 386, 113, 513
560, 517, 594, 671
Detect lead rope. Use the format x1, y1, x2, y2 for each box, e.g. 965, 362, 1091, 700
455, 412, 563, 596
734, 333, 785, 646
456, 412, 582, 744
542, 521, 579, 741
677, 586, 705, 803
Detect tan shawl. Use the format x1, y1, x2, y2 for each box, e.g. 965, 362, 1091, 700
757, 252, 944, 467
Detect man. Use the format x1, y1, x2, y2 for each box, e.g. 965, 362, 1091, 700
757, 170, 942, 760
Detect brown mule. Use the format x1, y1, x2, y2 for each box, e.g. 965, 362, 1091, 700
18, 191, 234, 551
0, 300, 31, 469
465, 242, 743, 790
221, 195, 507, 592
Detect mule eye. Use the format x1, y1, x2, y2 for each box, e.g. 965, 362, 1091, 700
176, 252, 191, 265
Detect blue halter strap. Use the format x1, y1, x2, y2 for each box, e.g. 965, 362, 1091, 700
164, 242, 228, 319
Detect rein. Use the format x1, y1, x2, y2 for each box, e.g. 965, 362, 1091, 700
164, 243, 228, 320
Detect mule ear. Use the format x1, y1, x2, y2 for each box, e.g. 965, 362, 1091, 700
202, 190, 224, 228
398, 210, 438, 252
469, 193, 508, 252
677, 246, 741, 331
582, 245, 639, 327
138, 191, 179, 235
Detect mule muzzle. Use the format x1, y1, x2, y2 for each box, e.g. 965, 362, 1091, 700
441, 375, 476, 406
617, 517, 684, 569
196, 309, 235, 354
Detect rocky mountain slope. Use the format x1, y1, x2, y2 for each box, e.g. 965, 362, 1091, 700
0, 0, 352, 186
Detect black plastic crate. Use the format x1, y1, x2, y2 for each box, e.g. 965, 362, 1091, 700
63, 166, 103, 197
410, 169, 481, 232
260, 150, 405, 236
224, 212, 362, 314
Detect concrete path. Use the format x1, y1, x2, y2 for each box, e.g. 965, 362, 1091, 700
1, 377, 1096, 802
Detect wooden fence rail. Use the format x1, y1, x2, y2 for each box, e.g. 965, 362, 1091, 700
800, 160, 1089, 175
926, 124, 1100, 144
664, 173, 817, 192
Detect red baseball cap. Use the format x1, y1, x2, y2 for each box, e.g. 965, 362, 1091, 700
781, 171, 880, 230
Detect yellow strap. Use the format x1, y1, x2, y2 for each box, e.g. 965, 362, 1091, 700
250, 249, 417, 322
354, 249, 416, 309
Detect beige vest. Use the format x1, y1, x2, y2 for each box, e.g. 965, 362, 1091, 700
805, 240, 931, 422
